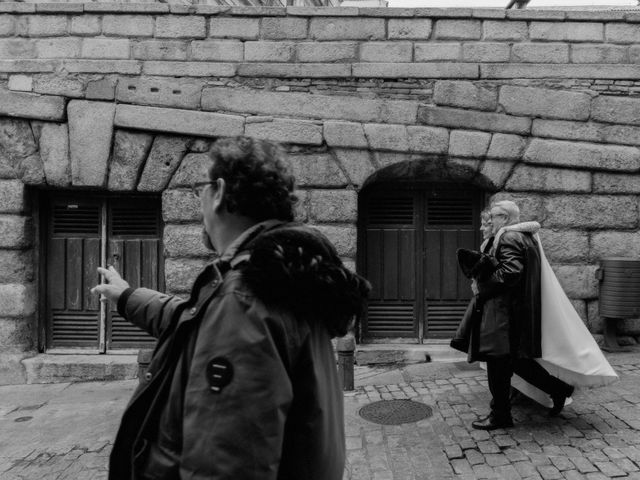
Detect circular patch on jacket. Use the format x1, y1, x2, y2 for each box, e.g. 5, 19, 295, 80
206, 357, 233, 393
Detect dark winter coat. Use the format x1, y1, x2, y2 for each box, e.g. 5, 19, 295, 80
475, 230, 542, 360
108, 221, 370, 480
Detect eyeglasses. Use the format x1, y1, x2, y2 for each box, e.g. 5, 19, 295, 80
192, 182, 213, 198
489, 212, 507, 220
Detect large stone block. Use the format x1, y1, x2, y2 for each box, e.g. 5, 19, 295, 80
538, 229, 589, 262
202, 87, 418, 124
532, 119, 640, 148
165, 257, 208, 293
418, 106, 531, 135
571, 44, 627, 63
332, 149, 375, 187
433, 19, 481, 40
68, 100, 115, 187
33, 75, 84, 99
309, 18, 385, 40
244, 41, 295, 62
27, 15, 67, 37
81, 38, 129, 59
0, 318, 33, 350
364, 124, 408, 152
162, 189, 201, 223
0, 179, 26, 213
407, 126, 449, 154
529, 21, 604, 42
483, 20, 527, 40
155, 15, 206, 39
433, 80, 497, 112
308, 189, 357, 222
359, 41, 412, 62
486, 133, 526, 160
506, 164, 591, 192
102, 14, 154, 37
245, 118, 322, 145
62, 59, 141, 75
499, 86, 590, 121
209, 17, 259, 39
511, 43, 570, 63
0, 352, 27, 385
163, 223, 211, 258
544, 195, 637, 229
138, 135, 190, 192
590, 231, 640, 259
373, 152, 411, 169
449, 130, 491, 157
0, 250, 33, 283
523, 138, 640, 171
143, 61, 236, 78
296, 42, 357, 62
0, 89, 65, 121
605, 22, 640, 44
0, 14, 15, 36
311, 224, 356, 257
287, 153, 347, 187
413, 43, 460, 61
236, 63, 349, 79
552, 265, 598, 299
108, 130, 153, 191
0, 283, 35, 317
324, 121, 368, 148
38, 122, 70, 187
593, 172, 640, 194
116, 77, 203, 110
168, 153, 211, 188
35, 38, 82, 59
462, 42, 510, 62
0, 118, 44, 185
482, 63, 640, 80
351, 62, 478, 79
387, 19, 432, 39
260, 17, 307, 40
132, 40, 187, 61
591, 96, 640, 127
70, 15, 101, 36
479, 159, 514, 190
115, 104, 244, 138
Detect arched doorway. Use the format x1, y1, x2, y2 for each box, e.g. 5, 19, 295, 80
358, 181, 483, 343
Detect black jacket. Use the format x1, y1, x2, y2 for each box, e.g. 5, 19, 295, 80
108, 221, 370, 480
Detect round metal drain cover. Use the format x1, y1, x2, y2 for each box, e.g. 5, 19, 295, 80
359, 399, 432, 425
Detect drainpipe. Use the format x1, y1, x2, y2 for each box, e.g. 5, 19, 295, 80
337, 333, 356, 391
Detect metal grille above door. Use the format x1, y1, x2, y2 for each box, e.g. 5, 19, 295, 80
359, 184, 481, 342
44, 194, 163, 352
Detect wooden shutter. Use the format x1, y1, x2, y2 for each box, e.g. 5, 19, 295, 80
47, 199, 102, 348
424, 189, 478, 338
363, 192, 417, 337
106, 198, 162, 349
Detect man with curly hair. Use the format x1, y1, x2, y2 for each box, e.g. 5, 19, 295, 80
92, 136, 370, 480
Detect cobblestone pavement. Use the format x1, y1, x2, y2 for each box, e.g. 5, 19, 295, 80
1, 349, 639, 479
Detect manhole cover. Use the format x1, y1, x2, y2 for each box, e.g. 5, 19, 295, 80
359, 400, 432, 425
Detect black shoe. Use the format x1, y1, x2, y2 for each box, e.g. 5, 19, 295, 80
549, 386, 575, 417
471, 415, 513, 430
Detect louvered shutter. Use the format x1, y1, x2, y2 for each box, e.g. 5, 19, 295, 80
107, 198, 162, 349
47, 199, 102, 348
424, 188, 478, 337
363, 192, 417, 337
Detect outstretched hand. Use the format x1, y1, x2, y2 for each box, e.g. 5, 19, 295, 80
91, 266, 130, 304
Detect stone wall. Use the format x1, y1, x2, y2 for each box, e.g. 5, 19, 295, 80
1, 4, 640, 380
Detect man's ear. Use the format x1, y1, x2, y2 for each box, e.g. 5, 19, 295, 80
212, 178, 226, 212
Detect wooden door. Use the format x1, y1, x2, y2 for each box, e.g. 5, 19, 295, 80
362, 191, 418, 338
359, 184, 480, 341
44, 194, 162, 351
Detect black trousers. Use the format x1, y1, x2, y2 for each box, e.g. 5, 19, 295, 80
486, 356, 573, 419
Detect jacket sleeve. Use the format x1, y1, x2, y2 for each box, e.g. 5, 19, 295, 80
180, 291, 294, 480
477, 232, 526, 301
120, 287, 186, 338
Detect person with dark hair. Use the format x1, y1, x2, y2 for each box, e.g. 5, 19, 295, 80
92, 136, 370, 480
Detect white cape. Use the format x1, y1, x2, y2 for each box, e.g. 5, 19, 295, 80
493, 223, 619, 408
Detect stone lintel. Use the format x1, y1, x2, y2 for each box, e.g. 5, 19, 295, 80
115, 104, 244, 138
0, 90, 65, 121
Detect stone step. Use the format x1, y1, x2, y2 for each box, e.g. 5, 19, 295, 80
22, 354, 139, 384
356, 342, 466, 366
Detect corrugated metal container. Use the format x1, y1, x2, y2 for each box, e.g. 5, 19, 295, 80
598, 258, 640, 318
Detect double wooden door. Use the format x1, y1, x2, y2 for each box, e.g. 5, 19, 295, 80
44, 194, 162, 352
359, 184, 481, 342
